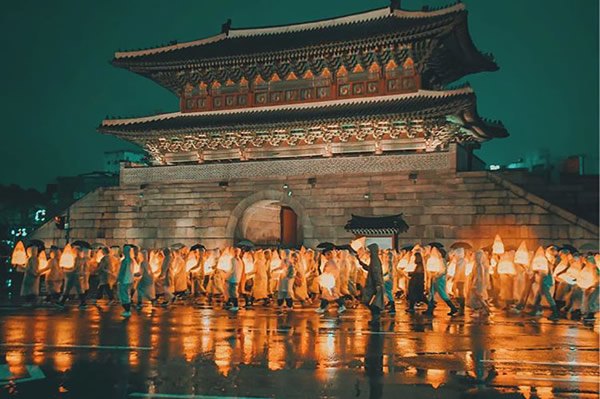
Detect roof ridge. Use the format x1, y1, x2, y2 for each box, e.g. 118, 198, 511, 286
113, 3, 465, 60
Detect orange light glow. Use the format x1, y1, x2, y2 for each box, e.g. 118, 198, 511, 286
492, 235, 505, 255
94, 249, 104, 263
318, 273, 335, 290
11, 241, 27, 265
405, 253, 417, 273
514, 241, 530, 265
185, 252, 198, 272
243, 252, 254, 274
497, 252, 516, 275
426, 247, 443, 273
149, 252, 161, 274
531, 246, 548, 272
59, 243, 76, 270
217, 248, 234, 273
38, 251, 48, 271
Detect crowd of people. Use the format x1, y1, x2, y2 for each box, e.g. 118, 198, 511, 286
11, 236, 599, 323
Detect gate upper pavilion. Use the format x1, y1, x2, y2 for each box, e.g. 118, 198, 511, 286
33, 2, 598, 249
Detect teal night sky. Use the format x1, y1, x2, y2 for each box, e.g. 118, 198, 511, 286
0, 0, 598, 189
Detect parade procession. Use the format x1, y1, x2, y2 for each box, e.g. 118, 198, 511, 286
1, 0, 598, 397
10, 236, 599, 324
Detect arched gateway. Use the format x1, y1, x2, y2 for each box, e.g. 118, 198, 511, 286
225, 190, 312, 248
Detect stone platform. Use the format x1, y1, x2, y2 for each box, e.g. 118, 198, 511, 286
32, 149, 598, 250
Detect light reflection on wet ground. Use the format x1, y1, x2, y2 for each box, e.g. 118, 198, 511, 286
0, 304, 598, 398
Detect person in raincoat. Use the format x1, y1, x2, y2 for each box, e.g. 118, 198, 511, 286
360, 243, 385, 322
117, 244, 135, 317
21, 246, 42, 305
94, 247, 115, 304
45, 247, 63, 302
529, 246, 560, 321
136, 250, 158, 308
226, 248, 244, 312
57, 246, 88, 309
293, 250, 310, 306
382, 250, 396, 315
468, 250, 491, 317
160, 248, 176, 306
406, 252, 426, 313
424, 248, 458, 317
277, 251, 296, 310
315, 249, 346, 314
252, 250, 270, 306
173, 249, 188, 298
580, 255, 599, 323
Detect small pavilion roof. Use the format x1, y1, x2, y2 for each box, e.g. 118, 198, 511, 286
345, 214, 410, 236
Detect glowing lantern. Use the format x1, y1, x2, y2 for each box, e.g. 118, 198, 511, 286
95, 249, 104, 263
270, 251, 282, 271
405, 253, 417, 273
203, 252, 216, 275
397, 254, 408, 270
492, 235, 505, 255
497, 252, 516, 275
425, 247, 443, 273
531, 247, 548, 272
243, 253, 254, 274
217, 249, 234, 273
132, 260, 140, 274
185, 252, 198, 272
318, 273, 335, 291
577, 265, 596, 289
59, 243, 76, 270
350, 237, 366, 252
149, 252, 161, 274
514, 241, 529, 265
38, 251, 48, 271
465, 260, 474, 276
11, 241, 27, 266
446, 259, 456, 277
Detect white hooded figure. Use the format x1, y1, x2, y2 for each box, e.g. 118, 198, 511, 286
117, 245, 135, 317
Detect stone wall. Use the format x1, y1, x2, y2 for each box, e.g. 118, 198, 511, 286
32, 152, 599, 251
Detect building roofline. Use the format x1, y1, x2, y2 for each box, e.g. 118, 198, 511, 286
113, 3, 465, 61
100, 87, 475, 128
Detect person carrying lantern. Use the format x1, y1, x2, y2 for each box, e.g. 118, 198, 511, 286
424, 247, 458, 317
45, 247, 64, 303
57, 245, 88, 309
315, 249, 346, 314
529, 246, 560, 321
94, 247, 115, 305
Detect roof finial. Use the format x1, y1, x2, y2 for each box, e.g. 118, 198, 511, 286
221, 18, 232, 35
390, 0, 401, 11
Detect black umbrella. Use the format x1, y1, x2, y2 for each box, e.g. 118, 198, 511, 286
317, 242, 336, 251
170, 243, 185, 249
450, 242, 472, 250
560, 244, 578, 254
190, 243, 206, 251
335, 244, 356, 254
400, 244, 415, 252
235, 240, 255, 250
71, 240, 91, 249
26, 239, 46, 252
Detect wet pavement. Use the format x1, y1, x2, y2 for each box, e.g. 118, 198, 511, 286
0, 302, 598, 399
